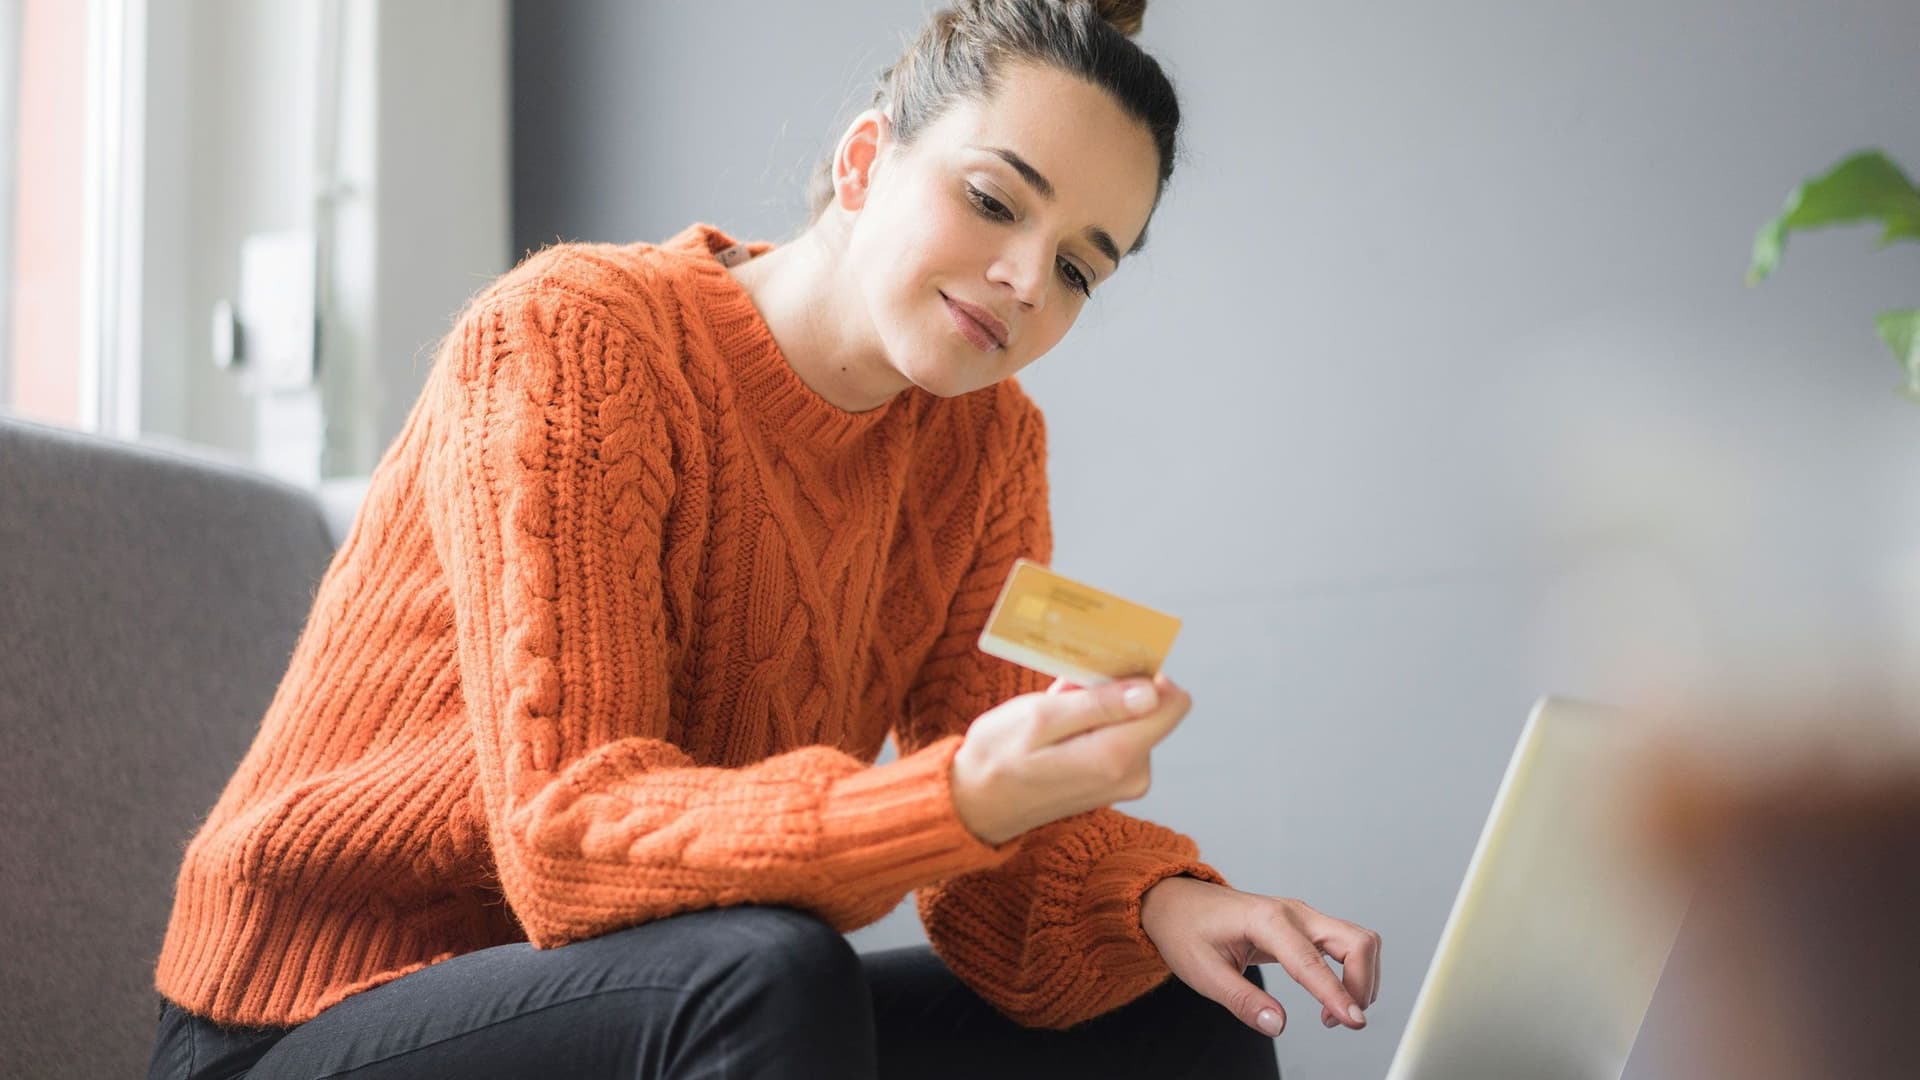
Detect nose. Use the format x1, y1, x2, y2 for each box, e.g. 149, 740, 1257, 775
987, 237, 1050, 312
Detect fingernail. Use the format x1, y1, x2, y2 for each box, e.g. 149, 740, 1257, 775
1348, 1004, 1366, 1024
1322, 1014, 1337, 1028
1256, 1008, 1283, 1036
1124, 684, 1158, 714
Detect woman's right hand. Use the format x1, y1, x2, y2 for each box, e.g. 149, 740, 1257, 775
949, 673, 1191, 846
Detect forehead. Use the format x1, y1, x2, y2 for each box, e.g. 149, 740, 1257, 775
923, 62, 1160, 255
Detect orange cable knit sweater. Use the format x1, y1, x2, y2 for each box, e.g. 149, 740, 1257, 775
153, 223, 1225, 1031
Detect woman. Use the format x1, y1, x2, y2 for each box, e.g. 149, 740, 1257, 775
147, 0, 1381, 1076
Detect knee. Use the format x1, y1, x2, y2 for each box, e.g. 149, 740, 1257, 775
673, 906, 874, 1066
711, 905, 864, 992
662, 905, 867, 1017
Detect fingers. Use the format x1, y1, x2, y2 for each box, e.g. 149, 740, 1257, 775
1034, 676, 1187, 746
1321, 924, 1381, 1014
1371, 932, 1381, 1004
1319, 928, 1381, 1027
1254, 915, 1367, 1030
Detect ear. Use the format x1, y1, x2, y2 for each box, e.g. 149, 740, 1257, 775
833, 108, 892, 212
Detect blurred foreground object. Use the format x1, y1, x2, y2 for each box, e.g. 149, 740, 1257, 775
1632, 702, 1920, 1079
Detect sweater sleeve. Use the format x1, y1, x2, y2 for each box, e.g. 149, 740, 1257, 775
421, 286, 1020, 948
897, 397, 1231, 1031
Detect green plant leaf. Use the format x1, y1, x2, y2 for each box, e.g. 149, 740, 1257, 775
1881, 308, 1920, 395
1748, 150, 1920, 285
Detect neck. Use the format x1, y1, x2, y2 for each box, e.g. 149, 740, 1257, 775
727, 223, 909, 414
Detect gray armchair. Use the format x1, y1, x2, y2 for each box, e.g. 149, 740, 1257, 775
0, 414, 339, 1077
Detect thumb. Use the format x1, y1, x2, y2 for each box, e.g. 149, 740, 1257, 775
1181, 953, 1289, 1039
1034, 677, 1159, 743
1046, 678, 1082, 696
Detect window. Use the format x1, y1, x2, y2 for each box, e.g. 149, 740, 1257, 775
2, 0, 141, 437
3, 0, 87, 429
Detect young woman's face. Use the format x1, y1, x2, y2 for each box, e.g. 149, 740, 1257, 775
842, 62, 1162, 398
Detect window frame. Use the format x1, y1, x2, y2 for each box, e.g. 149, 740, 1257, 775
80, 0, 146, 438
0, 0, 21, 411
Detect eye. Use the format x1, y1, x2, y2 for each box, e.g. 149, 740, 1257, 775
966, 183, 1094, 298
965, 184, 1013, 221
1058, 259, 1091, 296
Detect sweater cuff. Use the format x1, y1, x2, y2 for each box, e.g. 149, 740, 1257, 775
814, 734, 1020, 904
1080, 849, 1231, 978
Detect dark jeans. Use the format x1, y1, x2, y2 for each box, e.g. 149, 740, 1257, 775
147, 905, 1282, 1079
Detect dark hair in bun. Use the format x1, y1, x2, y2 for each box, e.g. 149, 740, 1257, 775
1087, 0, 1147, 38
807, 0, 1179, 254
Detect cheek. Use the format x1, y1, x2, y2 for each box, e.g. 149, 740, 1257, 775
902, 178, 998, 264
874, 196, 985, 316
1021, 311, 1075, 366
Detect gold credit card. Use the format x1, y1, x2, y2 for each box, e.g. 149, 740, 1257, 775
977, 558, 1182, 686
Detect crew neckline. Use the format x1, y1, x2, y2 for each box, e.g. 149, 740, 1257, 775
666, 222, 913, 450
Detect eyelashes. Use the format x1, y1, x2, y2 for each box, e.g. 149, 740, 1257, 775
964, 185, 1093, 297
964, 184, 1014, 222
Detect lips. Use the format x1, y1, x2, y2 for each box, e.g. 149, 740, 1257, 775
942, 293, 1008, 350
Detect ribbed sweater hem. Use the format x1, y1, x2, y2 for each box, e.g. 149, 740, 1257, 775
1079, 848, 1229, 977
152, 859, 514, 1028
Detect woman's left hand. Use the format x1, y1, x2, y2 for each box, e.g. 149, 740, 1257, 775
1139, 876, 1381, 1038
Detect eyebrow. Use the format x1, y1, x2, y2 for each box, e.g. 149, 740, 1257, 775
971, 144, 1125, 270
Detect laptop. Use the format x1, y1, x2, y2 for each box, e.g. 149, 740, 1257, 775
1383, 698, 1690, 1080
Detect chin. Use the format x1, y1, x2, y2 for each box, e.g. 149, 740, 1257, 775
914, 359, 1002, 399
883, 312, 1007, 398
899, 365, 967, 399
887, 341, 978, 399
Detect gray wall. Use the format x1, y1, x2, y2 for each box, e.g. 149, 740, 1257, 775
512, 2, 1920, 1076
